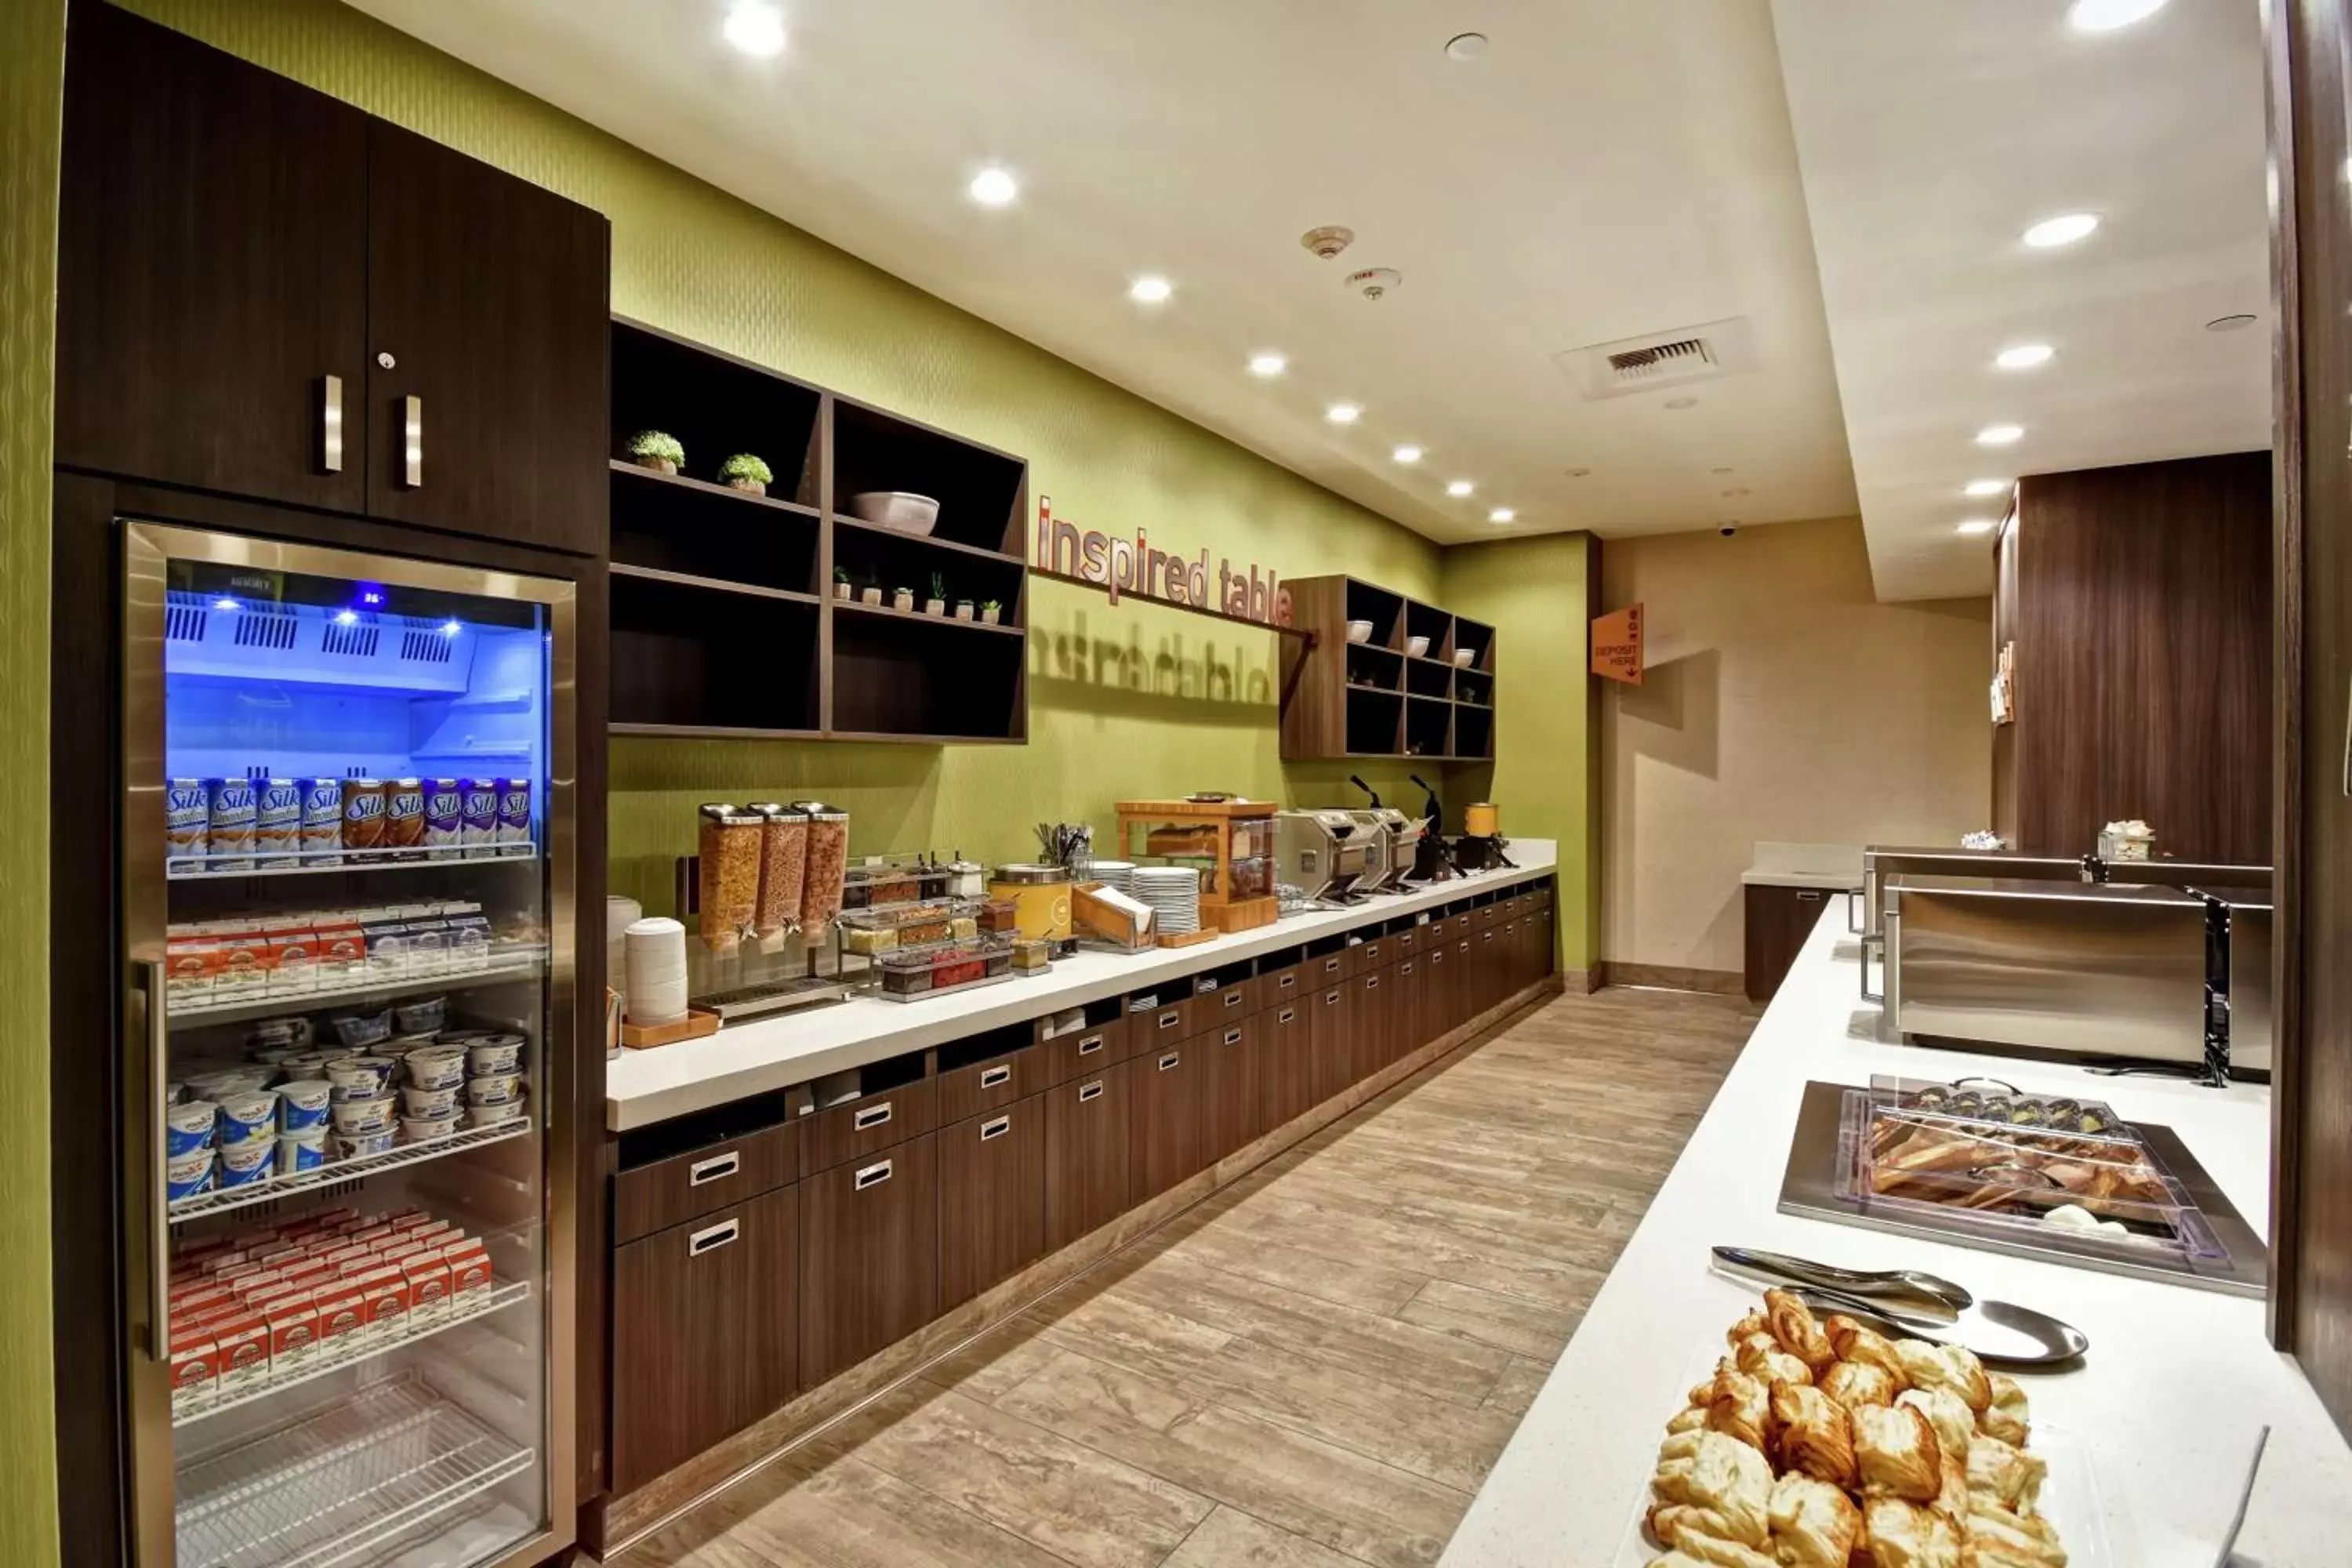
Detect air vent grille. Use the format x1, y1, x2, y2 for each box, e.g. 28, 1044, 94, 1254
233, 603, 299, 651
397, 626, 458, 665
321, 617, 380, 659
1555, 317, 1757, 401
1606, 338, 1716, 383
165, 593, 209, 644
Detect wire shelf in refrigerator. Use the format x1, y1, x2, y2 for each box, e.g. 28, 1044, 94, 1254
169, 1118, 531, 1225
169, 950, 548, 1029
168, 848, 542, 883
174, 1370, 535, 1568
175, 1281, 533, 1427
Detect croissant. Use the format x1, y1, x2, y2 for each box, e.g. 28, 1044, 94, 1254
1735, 1330, 1815, 1388
1819, 1360, 1899, 1414
1824, 1316, 1910, 1384
1979, 1373, 2031, 1446
1895, 1388, 1976, 1465
1862, 1496, 1963, 1568
1965, 1435, 2047, 1515
1667, 1405, 1708, 1436
1646, 1548, 1778, 1568
1962, 1498, 2068, 1567
1765, 1290, 1838, 1372
1770, 1382, 1857, 1488
1652, 1429, 1773, 1548
1646, 1515, 1781, 1567
1728, 1308, 1772, 1346
1852, 1403, 1943, 1501
1893, 1340, 1991, 1413
1766, 1472, 1863, 1568
1705, 1367, 1774, 1454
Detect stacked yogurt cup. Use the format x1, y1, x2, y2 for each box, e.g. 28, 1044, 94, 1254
406, 1026, 528, 1136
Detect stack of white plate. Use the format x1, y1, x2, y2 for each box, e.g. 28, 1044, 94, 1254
1091, 860, 1137, 896
1132, 866, 1200, 935
624, 916, 689, 1025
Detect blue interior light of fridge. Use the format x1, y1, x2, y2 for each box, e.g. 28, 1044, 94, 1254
334, 608, 360, 626
441, 619, 463, 637
211, 596, 238, 612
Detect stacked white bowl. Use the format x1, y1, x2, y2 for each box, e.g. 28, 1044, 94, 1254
623, 916, 689, 1025
606, 895, 641, 1010
1131, 866, 1200, 935
1091, 860, 1137, 896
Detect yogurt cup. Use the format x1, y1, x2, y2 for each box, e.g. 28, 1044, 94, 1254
404, 1049, 466, 1091
217, 1140, 274, 1189
277, 1131, 328, 1176
400, 1109, 462, 1144
216, 1090, 278, 1149
333, 1128, 397, 1160
465, 1073, 524, 1109
393, 996, 448, 1035
398, 1083, 460, 1118
283, 1047, 354, 1074
190, 1067, 273, 1098
247, 1044, 299, 1069
165, 1148, 215, 1201
436, 1028, 494, 1044
165, 1100, 217, 1157
326, 1059, 391, 1099
463, 1101, 524, 1129
274, 1080, 332, 1134
466, 1037, 524, 1076
328, 1096, 395, 1136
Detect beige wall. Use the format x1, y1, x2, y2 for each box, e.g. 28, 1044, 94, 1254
1601, 516, 1990, 975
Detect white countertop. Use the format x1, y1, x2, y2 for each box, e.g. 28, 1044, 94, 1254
1740, 840, 1864, 891
605, 841, 1560, 1131
1440, 902, 2352, 1567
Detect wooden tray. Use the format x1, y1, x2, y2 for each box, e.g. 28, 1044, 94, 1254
621, 1007, 720, 1049
1157, 929, 1218, 949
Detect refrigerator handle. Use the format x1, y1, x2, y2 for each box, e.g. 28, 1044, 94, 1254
400, 394, 423, 488
319, 373, 345, 473
133, 960, 169, 1359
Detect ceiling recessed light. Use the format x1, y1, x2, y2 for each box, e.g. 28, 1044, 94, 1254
1965, 478, 2013, 498
1664, 396, 1700, 410
2206, 314, 2259, 332
1446, 31, 1489, 60
1128, 274, 1172, 305
968, 167, 1018, 207
1976, 424, 2026, 446
2022, 212, 2099, 249
1994, 343, 2055, 370
1247, 351, 1287, 377
1488, 507, 1516, 524
1446, 480, 1475, 498
1392, 445, 1422, 464
1957, 519, 1998, 536
721, 1, 786, 57
1325, 403, 1361, 426
2067, 0, 2167, 32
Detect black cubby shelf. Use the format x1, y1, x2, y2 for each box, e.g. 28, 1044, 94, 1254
604, 316, 1030, 745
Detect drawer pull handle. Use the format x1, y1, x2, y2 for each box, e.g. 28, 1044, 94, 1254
1277, 1007, 1297, 1024
1323, 957, 1341, 973
688, 1151, 741, 1186
1224, 1028, 1243, 1046
855, 1159, 894, 1190
1277, 974, 1295, 989
1367, 977, 1380, 990
1402, 962, 1415, 976
1078, 1034, 1105, 1055
1796, 890, 1825, 903
1325, 991, 1339, 1006
980, 1065, 1013, 1089
1225, 991, 1244, 1010
854, 1103, 894, 1131
1078, 1080, 1105, 1102
1159, 1052, 1181, 1072
981, 1115, 1011, 1141
1159, 1011, 1182, 1030
688, 1218, 739, 1256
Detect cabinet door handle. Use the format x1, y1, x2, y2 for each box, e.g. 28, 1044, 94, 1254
1366, 976, 1380, 991
1324, 990, 1339, 1006
980, 1065, 1013, 1089
980, 1115, 1011, 1141
1277, 1007, 1297, 1025
854, 1158, 894, 1190
1796, 890, 1825, 903
1077, 1034, 1105, 1056
398, 394, 423, 488
1159, 1011, 1182, 1031
1159, 1051, 1181, 1071
688, 1150, 741, 1186
688, 1218, 739, 1256
853, 1102, 894, 1131
319, 373, 344, 473
1224, 1028, 1243, 1047
1225, 991, 1244, 1011
1323, 957, 1341, 974
1078, 1080, 1105, 1103
1402, 962, 1415, 976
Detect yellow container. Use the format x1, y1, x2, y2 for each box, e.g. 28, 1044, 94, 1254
1465, 802, 1500, 837
989, 864, 1073, 941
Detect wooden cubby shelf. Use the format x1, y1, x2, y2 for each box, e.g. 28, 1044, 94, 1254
606, 317, 1030, 744
1279, 575, 1497, 763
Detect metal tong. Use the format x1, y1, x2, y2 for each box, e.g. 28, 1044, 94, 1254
1712, 1245, 2089, 1370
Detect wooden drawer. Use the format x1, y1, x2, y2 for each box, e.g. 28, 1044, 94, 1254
1039, 1015, 1130, 1086
1194, 972, 1259, 1028
1260, 960, 1306, 1013
1134, 996, 1196, 1054
1309, 982, 1352, 1105
938, 1101, 1046, 1311
1395, 926, 1419, 957
1352, 967, 1393, 1081
1308, 949, 1351, 989
800, 1133, 938, 1386
1259, 995, 1312, 1129
610, 1183, 798, 1492
613, 1119, 797, 1246
1345, 935, 1392, 979
800, 1074, 935, 1176
1129, 1033, 1204, 1201
1199, 1014, 1262, 1165
1045, 1059, 1133, 1250
938, 1041, 1039, 1124
1475, 906, 1500, 929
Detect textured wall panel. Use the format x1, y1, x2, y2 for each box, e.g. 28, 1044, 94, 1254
122, 0, 1448, 913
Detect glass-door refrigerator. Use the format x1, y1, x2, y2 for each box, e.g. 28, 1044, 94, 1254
119, 522, 577, 1567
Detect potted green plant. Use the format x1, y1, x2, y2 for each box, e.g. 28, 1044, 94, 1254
924, 573, 948, 618
981, 599, 1003, 626
624, 430, 684, 475
718, 452, 773, 496
954, 597, 975, 622
891, 585, 916, 613
833, 567, 852, 601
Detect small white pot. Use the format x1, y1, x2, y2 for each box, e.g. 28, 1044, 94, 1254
954, 601, 975, 621
834, 582, 851, 600
982, 606, 1002, 626
891, 590, 915, 612
860, 586, 883, 606
924, 598, 946, 617
724, 477, 766, 495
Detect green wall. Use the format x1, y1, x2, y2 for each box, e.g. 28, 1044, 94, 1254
120, 0, 1446, 916
1443, 534, 1601, 971
0, 2, 64, 1563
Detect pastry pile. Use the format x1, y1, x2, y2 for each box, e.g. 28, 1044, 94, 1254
1645, 1288, 2063, 1568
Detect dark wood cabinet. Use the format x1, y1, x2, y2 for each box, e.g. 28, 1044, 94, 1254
1200, 1016, 1263, 1165
1354, 967, 1395, 1081
57, 4, 369, 514
1045, 1062, 1132, 1250
1396, 956, 1427, 1062
800, 1134, 938, 1386
365, 122, 610, 554
1744, 883, 1835, 1003
612, 1119, 798, 1245
1260, 997, 1312, 1131
1310, 981, 1354, 1105
1129, 1039, 1203, 1201
610, 1184, 798, 1493
938, 1103, 1046, 1311
1425, 942, 1453, 1041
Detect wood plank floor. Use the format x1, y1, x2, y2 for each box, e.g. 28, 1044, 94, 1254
626, 985, 1756, 1568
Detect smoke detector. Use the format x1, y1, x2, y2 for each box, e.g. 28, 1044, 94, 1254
1301, 226, 1355, 260
1346, 267, 1402, 300
1554, 317, 1758, 401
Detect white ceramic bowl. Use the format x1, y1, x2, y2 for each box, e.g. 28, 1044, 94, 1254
1406, 635, 1431, 658
1345, 620, 1374, 644
846, 492, 942, 536
1453, 647, 1476, 668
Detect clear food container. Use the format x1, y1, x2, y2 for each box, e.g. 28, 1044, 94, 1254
873, 936, 1015, 1000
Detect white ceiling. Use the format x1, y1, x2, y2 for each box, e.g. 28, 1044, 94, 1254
347, 0, 1860, 547
1769, 0, 2272, 601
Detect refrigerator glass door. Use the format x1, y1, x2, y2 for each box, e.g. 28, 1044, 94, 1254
122, 521, 575, 1568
